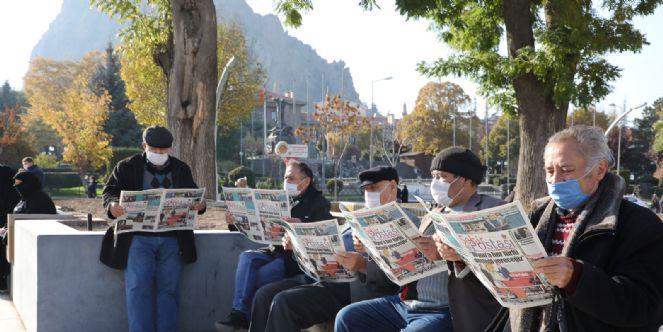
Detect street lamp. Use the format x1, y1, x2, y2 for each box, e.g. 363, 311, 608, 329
370, 76, 393, 168
605, 102, 647, 174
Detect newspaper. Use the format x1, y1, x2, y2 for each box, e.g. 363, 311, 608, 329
279, 219, 357, 283
115, 188, 205, 234
221, 187, 266, 243
223, 188, 291, 245
432, 201, 553, 308
345, 202, 448, 287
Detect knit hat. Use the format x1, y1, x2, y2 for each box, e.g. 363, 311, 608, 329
430, 147, 486, 184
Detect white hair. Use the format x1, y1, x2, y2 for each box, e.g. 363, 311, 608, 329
545, 125, 615, 171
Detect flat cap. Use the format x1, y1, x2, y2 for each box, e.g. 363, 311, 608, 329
358, 166, 399, 188
143, 126, 173, 148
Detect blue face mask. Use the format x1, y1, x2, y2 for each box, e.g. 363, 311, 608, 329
546, 166, 595, 210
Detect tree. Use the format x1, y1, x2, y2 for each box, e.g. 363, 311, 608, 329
93, 0, 219, 199
23, 53, 112, 175
0, 106, 35, 165
481, 114, 520, 176
622, 104, 658, 181
278, 0, 661, 209
90, 43, 143, 147
568, 106, 610, 130
396, 82, 471, 155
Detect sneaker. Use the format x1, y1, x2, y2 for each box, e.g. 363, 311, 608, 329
215, 309, 249, 331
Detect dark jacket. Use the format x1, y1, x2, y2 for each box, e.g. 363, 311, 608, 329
12, 171, 56, 215
26, 165, 45, 187
445, 193, 505, 332
1, 165, 20, 227
100, 153, 204, 270
507, 173, 663, 332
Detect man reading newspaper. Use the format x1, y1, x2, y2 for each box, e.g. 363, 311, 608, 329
428, 147, 506, 332
334, 166, 452, 332
100, 126, 206, 332
501, 126, 663, 331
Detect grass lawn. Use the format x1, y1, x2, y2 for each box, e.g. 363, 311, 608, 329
46, 186, 103, 198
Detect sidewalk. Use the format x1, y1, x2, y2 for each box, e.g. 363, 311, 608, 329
0, 293, 26, 332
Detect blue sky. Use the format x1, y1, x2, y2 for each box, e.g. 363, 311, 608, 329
1, 0, 661, 122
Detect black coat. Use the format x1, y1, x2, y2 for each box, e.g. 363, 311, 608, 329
529, 199, 663, 332
12, 171, 56, 215
0, 165, 20, 227
100, 153, 204, 270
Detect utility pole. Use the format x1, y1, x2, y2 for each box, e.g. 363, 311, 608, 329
485, 102, 489, 184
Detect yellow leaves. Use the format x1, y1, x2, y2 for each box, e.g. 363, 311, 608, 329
120, 44, 167, 126
24, 52, 113, 173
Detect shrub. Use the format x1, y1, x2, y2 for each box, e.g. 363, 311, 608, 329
43, 172, 83, 189
326, 178, 344, 194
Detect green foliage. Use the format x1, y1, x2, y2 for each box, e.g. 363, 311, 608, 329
256, 178, 276, 189
326, 178, 344, 194
480, 114, 519, 172
90, 43, 143, 147
228, 166, 256, 188
34, 154, 59, 169
43, 172, 83, 189
109, 147, 143, 171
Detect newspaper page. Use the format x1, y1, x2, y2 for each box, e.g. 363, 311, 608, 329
252, 189, 291, 245
116, 189, 164, 234
115, 188, 205, 234
438, 201, 553, 308
279, 219, 357, 283
345, 202, 448, 287
157, 188, 205, 231
222, 187, 269, 243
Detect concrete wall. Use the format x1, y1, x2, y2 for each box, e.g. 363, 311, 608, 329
11, 219, 260, 332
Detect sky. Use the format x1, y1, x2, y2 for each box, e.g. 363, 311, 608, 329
1, 0, 662, 122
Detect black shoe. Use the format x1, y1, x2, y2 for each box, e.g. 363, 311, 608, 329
215, 310, 249, 331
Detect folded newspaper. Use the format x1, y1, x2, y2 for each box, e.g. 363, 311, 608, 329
115, 188, 205, 234
343, 202, 448, 287
222, 187, 291, 245
430, 201, 553, 308
278, 219, 357, 283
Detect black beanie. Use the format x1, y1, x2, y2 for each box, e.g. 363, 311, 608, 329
143, 126, 173, 148
430, 147, 486, 184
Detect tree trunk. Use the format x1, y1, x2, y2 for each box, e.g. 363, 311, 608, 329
503, 0, 566, 211
167, 0, 218, 199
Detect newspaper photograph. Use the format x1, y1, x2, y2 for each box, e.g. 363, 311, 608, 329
115, 188, 205, 234
280, 219, 357, 283
222, 187, 268, 243
439, 201, 553, 308
252, 189, 291, 245
158, 188, 206, 231
345, 202, 447, 286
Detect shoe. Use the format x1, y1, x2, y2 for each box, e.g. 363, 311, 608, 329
215, 309, 249, 331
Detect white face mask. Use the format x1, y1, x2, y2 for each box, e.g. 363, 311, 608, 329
430, 177, 462, 207
364, 184, 388, 209
146, 151, 169, 166
284, 179, 304, 197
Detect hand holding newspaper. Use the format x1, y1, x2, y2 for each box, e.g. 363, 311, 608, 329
277, 219, 357, 283
344, 202, 448, 287
222, 187, 291, 245
115, 188, 205, 234
430, 201, 553, 308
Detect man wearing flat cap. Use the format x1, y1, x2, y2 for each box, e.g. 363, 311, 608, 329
101, 125, 206, 332
335, 166, 453, 332
429, 147, 506, 332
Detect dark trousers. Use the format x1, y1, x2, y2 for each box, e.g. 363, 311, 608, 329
249, 275, 347, 332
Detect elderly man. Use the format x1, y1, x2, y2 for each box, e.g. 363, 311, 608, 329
335, 166, 451, 332
429, 147, 505, 332
505, 125, 663, 331
101, 126, 206, 332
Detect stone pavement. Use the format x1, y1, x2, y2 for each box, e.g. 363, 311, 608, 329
0, 293, 26, 332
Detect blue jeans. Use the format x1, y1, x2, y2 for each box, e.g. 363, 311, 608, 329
125, 235, 182, 332
334, 295, 452, 332
232, 250, 285, 318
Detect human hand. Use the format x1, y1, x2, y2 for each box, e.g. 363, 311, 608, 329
336, 252, 367, 273
282, 217, 302, 223
224, 212, 234, 225
191, 200, 206, 211
532, 256, 575, 288
110, 202, 126, 218
413, 236, 442, 261
352, 235, 365, 254
282, 232, 293, 250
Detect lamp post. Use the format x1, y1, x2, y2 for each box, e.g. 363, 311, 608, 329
370, 76, 392, 168
605, 102, 647, 174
